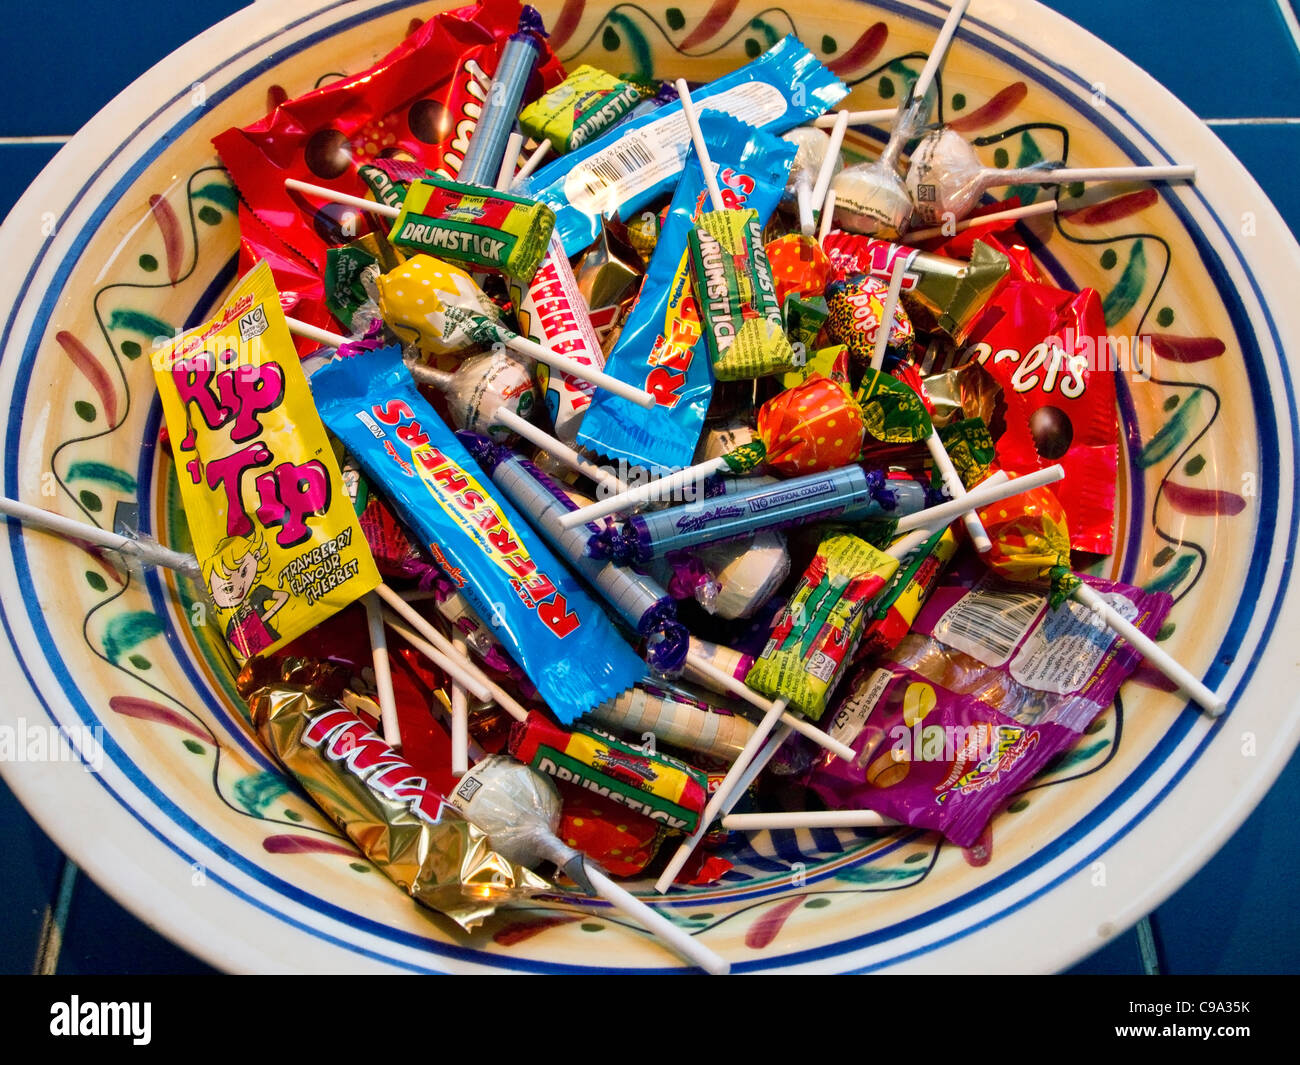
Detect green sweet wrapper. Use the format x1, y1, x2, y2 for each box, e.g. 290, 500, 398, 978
854, 368, 933, 446
520, 65, 644, 153
388, 176, 555, 286
937, 417, 997, 490
744, 532, 900, 720
688, 208, 797, 381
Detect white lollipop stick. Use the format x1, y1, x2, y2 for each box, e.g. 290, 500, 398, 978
684, 650, 855, 762
653, 527, 932, 892
285, 178, 400, 218
0, 497, 199, 576
558, 456, 727, 528
814, 108, 898, 129
405, 363, 625, 495
904, 199, 1059, 242
892, 464, 1064, 535
985, 164, 1195, 191
818, 188, 837, 244
382, 612, 532, 724
1070, 582, 1224, 715
796, 174, 815, 237
373, 586, 494, 701
510, 141, 552, 190
722, 810, 894, 830
925, 431, 992, 552
810, 109, 849, 215
908, 0, 972, 108
583, 864, 729, 974
494, 407, 625, 495
450, 633, 470, 775
285, 317, 349, 350
675, 79, 725, 213
362, 593, 402, 748
868, 256, 910, 373
654, 696, 789, 893
501, 332, 655, 409
495, 132, 526, 192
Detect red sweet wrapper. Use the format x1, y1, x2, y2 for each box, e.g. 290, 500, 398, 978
961, 282, 1118, 555
214, 0, 565, 273
764, 233, 831, 307
235, 203, 333, 357
555, 779, 664, 878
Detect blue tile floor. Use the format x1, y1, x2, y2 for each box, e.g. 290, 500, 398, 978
0, 0, 1297, 974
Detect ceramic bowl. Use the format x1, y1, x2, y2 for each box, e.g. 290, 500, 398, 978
1, 0, 1297, 973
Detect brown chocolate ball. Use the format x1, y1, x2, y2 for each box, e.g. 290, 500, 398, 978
408, 98, 452, 144
1029, 405, 1073, 460
303, 127, 353, 179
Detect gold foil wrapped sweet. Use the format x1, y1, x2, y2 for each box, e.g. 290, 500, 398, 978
247, 683, 550, 930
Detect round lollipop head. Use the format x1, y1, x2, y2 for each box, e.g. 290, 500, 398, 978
376, 253, 504, 356
780, 126, 840, 201
439, 348, 539, 441
975, 478, 1080, 605
905, 128, 987, 224
448, 754, 595, 891
829, 163, 913, 237
757, 374, 865, 474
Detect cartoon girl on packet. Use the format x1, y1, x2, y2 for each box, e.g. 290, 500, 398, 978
203, 531, 288, 658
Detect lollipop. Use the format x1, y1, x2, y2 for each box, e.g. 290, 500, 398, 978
905, 127, 1195, 226
977, 477, 1224, 714
448, 755, 730, 973
830, 0, 971, 237
781, 125, 840, 234
281, 180, 654, 407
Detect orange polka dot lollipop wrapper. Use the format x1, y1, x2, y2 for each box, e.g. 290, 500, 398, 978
757, 374, 865, 474
976, 480, 1080, 603
765, 233, 832, 307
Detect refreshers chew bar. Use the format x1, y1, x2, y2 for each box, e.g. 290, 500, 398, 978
311, 345, 645, 723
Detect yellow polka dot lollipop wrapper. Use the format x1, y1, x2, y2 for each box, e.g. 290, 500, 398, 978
375, 254, 503, 358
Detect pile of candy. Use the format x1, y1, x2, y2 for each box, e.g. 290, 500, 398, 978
3, 0, 1221, 973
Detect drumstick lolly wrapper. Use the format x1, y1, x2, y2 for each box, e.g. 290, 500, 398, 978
311, 344, 645, 722
151, 261, 381, 663
677, 79, 797, 382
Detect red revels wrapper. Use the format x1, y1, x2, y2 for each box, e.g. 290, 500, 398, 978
508, 711, 710, 833
961, 281, 1118, 555
213, 0, 564, 273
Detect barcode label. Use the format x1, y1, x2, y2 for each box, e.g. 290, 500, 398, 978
577, 139, 655, 199
561, 81, 787, 214
932, 577, 1046, 667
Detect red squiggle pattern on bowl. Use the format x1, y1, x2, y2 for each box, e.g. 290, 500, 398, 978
55, 331, 118, 427
108, 695, 212, 742
947, 82, 1028, 132
1162, 481, 1247, 516
827, 22, 888, 74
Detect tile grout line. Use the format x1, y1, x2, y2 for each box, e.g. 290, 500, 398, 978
31, 857, 79, 975
1204, 117, 1300, 126
1277, 0, 1300, 62
0, 136, 71, 146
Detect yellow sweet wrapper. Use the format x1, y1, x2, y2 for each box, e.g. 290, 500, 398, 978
375, 254, 502, 359
152, 260, 381, 663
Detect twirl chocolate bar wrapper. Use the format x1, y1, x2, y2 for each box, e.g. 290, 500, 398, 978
249, 684, 549, 930
151, 260, 381, 664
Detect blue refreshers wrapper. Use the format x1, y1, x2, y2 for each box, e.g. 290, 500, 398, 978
524, 35, 846, 255
311, 345, 644, 723
575, 112, 796, 475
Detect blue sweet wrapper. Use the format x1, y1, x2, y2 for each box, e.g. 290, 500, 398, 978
575, 112, 796, 474
524, 35, 846, 255
310, 345, 645, 722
